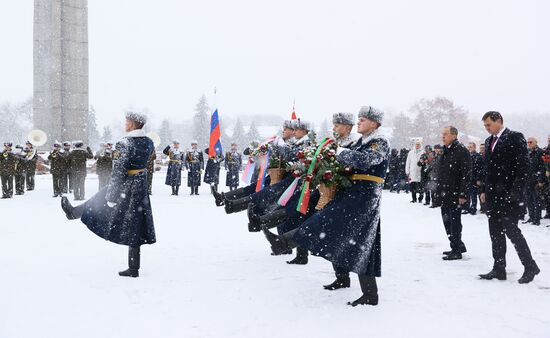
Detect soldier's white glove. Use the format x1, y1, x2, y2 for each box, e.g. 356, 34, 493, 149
107, 202, 116, 208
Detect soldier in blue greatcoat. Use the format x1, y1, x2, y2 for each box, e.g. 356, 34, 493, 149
61, 112, 156, 278
185, 141, 204, 195
163, 140, 184, 196
262, 107, 389, 306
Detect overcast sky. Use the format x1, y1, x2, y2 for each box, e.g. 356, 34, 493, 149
1, 0, 549, 127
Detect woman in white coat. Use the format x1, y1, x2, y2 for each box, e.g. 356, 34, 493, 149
405, 139, 424, 203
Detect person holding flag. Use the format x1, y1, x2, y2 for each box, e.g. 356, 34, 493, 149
204, 108, 225, 192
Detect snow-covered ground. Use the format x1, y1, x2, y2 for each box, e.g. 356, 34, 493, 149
2, 173, 550, 338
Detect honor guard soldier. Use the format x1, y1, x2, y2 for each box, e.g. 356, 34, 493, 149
185, 141, 204, 195
13, 145, 26, 195
204, 147, 224, 193
23, 141, 38, 191
95, 143, 114, 190
224, 143, 242, 191
48, 142, 66, 197
163, 140, 184, 196
1, 142, 16, 198
61, 111, 156, 278
69, 141, 94, 200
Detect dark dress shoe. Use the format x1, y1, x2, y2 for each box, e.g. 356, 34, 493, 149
479, 269, 506, 280
323, 277, 350, 290
442, 252, 462, 260
347, 294, 378, 307
532, 221, 541, 226
518, 265, 540, 284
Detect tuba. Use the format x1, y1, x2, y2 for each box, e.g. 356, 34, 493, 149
146, 132, 161, 148
27, 129, 48, 146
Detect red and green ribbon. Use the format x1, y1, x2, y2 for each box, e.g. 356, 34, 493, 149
255, 148, 271, 192
296, 137, 334, 214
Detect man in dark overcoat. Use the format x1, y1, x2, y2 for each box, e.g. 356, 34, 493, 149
479, 111, 540, 284
185, 141, 204, 195
436, 127, 472, 260
0, 142, 16, 199
13, 145, 26, 195
61, 112, 156, 277
69, 142, 94, 200
262, 106, 388, 307
61, 142, 72, 193
23, 141, 38, 191
523, 137, 545, 225
95, 143, 114, 190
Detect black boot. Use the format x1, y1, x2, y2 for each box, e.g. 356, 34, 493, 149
248, 205, 287, 232
287, 247, 308, 265
225, 195, 252, 214
323, 276, 351, 290
194, 186, 199, 195
175, 185, 179, 196
518, 263, 540, 284
119, 246, 140, 277
211, 186, 225, 206
171, 186, 176, 195
190, 187, 194, 195
479, 268, 507, 281
262, 226, 297, 255
61, 196, 85, 220
348, 275, 378, 307
223, 187, 247, 202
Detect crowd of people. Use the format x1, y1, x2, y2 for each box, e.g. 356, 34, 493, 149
2, 108, 546, 308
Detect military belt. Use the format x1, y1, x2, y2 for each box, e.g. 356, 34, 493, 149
127, 169, 146, 175
350, 174, 385, 183
170, 160, 182, 163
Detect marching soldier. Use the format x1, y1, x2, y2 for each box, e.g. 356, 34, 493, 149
1, 142, 16, 199
69, 141, 94, 200
61, 112, 156, 278
163, 140, 184, 196
147, 150, 156, 195
48, 142, 66, 197
95, 143, 114, 190
23, 141, 38, 191
62, 141, 72, 193
185, 141, 204, 195
13, 145, 26, 195
204, 147, 224, 192
225, 143, 242, 191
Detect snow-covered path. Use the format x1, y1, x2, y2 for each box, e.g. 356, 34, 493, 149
2, 174, 550, 338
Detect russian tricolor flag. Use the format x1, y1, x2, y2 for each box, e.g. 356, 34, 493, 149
208, 109, 222, 157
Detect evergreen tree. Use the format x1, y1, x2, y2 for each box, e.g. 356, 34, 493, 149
159, 119, 173, 146
246, 121, 262, 145
102, 126, 113, 143
231, 118, 247, 150
192, 95, 210, 149
87, 106, 101, 148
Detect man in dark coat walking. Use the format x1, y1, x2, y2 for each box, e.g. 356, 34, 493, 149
69, 142, 94, 200
185, 141, 204, 195
479, 111, 540, 284
94, 143, 114, 190
225, 143, 242, 191
436, 127, 472, 260
464, 142, 483, 215
262, 106, 388, 307
61, 112, 156, 277
523, 137, 545, 225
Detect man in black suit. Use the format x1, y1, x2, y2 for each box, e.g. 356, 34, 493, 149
479, 111, 540, 284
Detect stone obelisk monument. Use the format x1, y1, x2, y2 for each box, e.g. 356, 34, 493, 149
33, 0, 89, 145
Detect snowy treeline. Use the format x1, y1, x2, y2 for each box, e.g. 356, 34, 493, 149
0, 98, 33, 145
